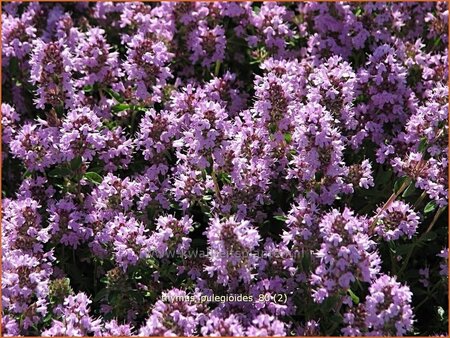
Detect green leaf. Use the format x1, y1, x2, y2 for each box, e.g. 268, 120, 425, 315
284, 133, 292, 143
218, 173, 231, 184
23, 170, 33, 178
274, 215, 288, 222
433, 36, 441, 47
48, 166, 71, 178
402, 182, 416, 198
424, 201, 437, 214
55, 105, 64, 116
84, 172, 103, 184
394, 176, 409, 193
146, 257, 158, 269
214, 60, 221, 76
70, 156, 83, 171
348, 289, 360, 304
43, 313, 53, 324
111, 103, 131, 113
83, 85, 94, 93
105, 88, 125, 103
418, 137, 428, 153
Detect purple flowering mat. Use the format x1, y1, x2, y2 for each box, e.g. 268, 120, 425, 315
1, 2, 448, 336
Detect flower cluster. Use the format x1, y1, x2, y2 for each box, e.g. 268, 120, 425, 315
342, 274, 414, 336
2, 2, 448, 336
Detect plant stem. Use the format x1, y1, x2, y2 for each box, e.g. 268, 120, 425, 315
214, 61, 221, 77
425, 207, 446, 233
413, 191, 427, 209
211, 171, 222, 202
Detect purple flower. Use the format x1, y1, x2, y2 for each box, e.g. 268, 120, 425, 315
10, 123, 61, 172
29, 39, 75, 109
205, 215, 261, 286
2, 197, 50, 253
98, 127, 134, 172
245, 314, 287, 336
249, 2, 295, 58
311, 208, 380, 302
188, 23, 226, 67
1, 103, 20, 146
48, 198, 91, 249
100, 320, 134, 336
59, 107, 104, 161
42, 292, 102, 336
74, 27, 122, 87
201, 313, 245, 336
123, 32, 173, 102
138, 288, 203, 336
342, 274, 414, 336
374, 201, 419, 241
149, 215, 194, 258
136, 108, 179, 162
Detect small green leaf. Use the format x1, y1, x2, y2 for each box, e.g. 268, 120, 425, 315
55, 105, 64, 116
23, 170, 32, 178
394, 176, 409, 193
284, 133, 292, 143
70, 156, 83, 171
43, 313, 53, 324
146, 257, 158, 269
274, 215, 288, 222
111, 103, 131, 113
214, 60, 221, 76
402, 182, 416, 198
105, 88, 125, 103
48, 167, 71, 178
424, 201, 437, 214
84, 172, 103, 184
348, 289, 360, 304
83, 85, 94, 93
218, 173, 231, 184
418, 137, 428, 153
433, 36, 441, 47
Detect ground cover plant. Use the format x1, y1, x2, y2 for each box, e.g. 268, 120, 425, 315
1, 1, 449, 336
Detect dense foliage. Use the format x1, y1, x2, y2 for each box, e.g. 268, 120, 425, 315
1, 2, 449, 336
